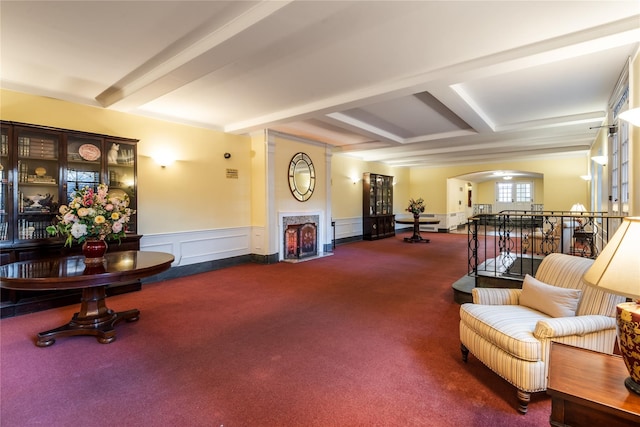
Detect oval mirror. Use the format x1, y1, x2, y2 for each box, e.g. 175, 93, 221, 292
288, 152, 316, 202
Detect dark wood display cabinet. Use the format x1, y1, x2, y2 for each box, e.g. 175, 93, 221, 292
362, 172, 395, 240
0, 121, 141, 318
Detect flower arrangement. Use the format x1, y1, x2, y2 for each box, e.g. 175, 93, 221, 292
46, 184, 135, 246
406, 197, 425, 216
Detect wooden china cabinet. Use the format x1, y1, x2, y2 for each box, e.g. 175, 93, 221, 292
0, 121, 141, 317
362, 172, 395, 240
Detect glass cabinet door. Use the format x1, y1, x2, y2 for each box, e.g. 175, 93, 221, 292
384, 176, 393, 214
375, 175, 383, 215
369, 184, 375, 215
106, 140, 137, 233
66, 134, 103, 200
15, 127, 61, 240
0, 125, 9, 241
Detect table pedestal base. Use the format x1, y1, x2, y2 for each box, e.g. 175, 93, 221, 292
402, 217, 431, 243
403, 235, 430, 243
36, 286, 139, 347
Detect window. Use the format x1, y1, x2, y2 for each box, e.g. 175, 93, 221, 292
620, 120, 629, 213
610, 78, 629, 215
495, 181, 533, 211
515, 182, 532, 203
497, 182, 512, 203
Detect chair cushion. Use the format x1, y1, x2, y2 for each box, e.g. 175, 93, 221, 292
460, 303, 549, 361
519, 274, 582, 317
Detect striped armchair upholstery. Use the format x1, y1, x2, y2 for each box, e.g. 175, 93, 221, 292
459, 253, 625, 414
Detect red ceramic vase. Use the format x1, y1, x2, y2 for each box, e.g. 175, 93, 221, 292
616, 302, 640, 395
82, 239, 108, 265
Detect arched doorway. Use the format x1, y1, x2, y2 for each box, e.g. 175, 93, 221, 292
449, 170, 544, 217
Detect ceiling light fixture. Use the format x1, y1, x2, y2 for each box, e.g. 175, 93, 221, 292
589, 124, 617, 136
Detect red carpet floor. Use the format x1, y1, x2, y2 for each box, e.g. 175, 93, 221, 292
1, 232, 549, 426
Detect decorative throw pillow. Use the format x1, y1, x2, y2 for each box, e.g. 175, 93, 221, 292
519, 274, 582, 317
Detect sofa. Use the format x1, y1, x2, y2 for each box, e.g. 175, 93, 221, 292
459, 253, 625, 413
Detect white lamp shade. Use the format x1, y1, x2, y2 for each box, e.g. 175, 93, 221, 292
583, 217, 640, 299
570, 203, 586, 212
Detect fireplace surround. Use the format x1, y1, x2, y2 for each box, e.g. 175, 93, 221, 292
280, 212, 326, 262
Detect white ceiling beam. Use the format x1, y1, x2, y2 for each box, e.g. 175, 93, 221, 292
96, 0, 294, 109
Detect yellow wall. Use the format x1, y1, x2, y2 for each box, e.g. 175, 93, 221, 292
330, 154, 410, 218
1, 89, 252, 234
273, 135, 327, 214
409, 156, 589, 213
250, 131, 267, 227
330, 154, 367, 219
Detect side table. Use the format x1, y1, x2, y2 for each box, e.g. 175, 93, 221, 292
395, 217, 440, 243
572, 229, 597, 257
547, 342, 640, 426
0, 251, 174, 346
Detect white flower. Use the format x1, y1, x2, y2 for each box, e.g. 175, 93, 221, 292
70, 223, 88, 239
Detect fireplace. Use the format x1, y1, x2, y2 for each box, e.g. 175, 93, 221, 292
285, 223, 317, 259
281, 213, 321, 261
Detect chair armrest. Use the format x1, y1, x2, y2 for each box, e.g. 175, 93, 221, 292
534, 315, 616, 339
471, 288, 521, 305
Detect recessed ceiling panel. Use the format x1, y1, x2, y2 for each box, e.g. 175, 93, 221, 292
340, 92, 472, 140
458, 45, 637, 127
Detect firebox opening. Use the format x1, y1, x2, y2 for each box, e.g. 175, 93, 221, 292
285, 222, 317, 260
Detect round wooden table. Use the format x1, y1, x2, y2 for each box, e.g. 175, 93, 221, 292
0, 251, 174, 347
395, 218, 440, 243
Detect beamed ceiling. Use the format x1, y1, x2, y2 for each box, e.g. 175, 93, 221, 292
1, 1, 639, 179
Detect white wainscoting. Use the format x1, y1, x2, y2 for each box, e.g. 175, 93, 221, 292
140, 226, 252, 267
333, 216, 363, 240
395, 212, 465, 233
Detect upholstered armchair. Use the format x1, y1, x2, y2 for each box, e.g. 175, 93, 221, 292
459, 253, 625, 413
523, 220, 575, 255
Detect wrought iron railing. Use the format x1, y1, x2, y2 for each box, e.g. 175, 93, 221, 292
467, 211, 624, 280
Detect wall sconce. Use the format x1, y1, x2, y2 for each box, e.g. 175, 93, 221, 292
152, 150, 175, 168
502, 175, 513, 180
350, 175, 360, 185
580, 175, 591, 181
619, 107, 640, 127
591, 155, 607, 166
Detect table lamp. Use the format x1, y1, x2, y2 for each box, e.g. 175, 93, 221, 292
583, 217, 640, 394
569, 203, 586, 213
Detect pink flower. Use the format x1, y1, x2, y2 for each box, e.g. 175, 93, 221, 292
112, 222, 123, 233
62, 212, 76, 224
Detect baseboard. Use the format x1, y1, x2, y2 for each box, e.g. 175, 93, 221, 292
143, 254, 255, 283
